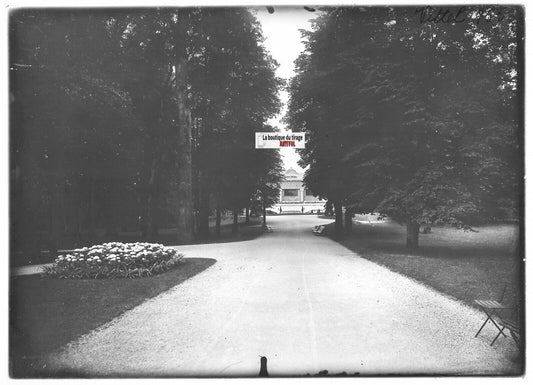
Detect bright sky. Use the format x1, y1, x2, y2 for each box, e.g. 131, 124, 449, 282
252, 6, 318, 173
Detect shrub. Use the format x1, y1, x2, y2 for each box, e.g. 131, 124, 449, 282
42, 242, 184, 279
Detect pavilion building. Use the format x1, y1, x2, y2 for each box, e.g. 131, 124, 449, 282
271, 168, 326, 214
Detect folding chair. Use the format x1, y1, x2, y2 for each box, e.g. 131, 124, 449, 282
491, 315, 520, 346
474, 284, 511, 339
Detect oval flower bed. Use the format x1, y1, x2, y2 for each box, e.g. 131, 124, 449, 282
42, 242, 184, 279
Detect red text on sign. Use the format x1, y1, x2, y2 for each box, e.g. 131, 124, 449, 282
279, 141, 295, 147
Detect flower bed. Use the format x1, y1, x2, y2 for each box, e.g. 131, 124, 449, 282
42, 242, 184, 279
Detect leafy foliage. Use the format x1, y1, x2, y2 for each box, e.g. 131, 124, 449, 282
286, 6, 522, 245
188, 9, 283, 234
10, 7, 284, 258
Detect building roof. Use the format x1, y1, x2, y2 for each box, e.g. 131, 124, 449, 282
284, 167, 303, 181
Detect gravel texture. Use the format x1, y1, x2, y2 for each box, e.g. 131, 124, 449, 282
44, 215, 520, 376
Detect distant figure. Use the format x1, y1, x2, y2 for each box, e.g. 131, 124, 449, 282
301, 206, 304, 213
259, 356, 269, 377
279, 207, 282, 214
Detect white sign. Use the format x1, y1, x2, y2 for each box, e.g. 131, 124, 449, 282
255, 132, 306, 149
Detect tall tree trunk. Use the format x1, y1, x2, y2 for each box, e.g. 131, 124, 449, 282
143, 158, 159, 241
147, 190, 158, 241
516, 10, 525, 351
141, 196, 154, 241
174, 27, 195, 243
232, 208, 239, 234
334, 201, 343, 235
73, 203, 82, 245
104, 210, 118, 238
87, 177, 96, 243
197, 179, 210, 237
140, 200, 148, 239
48, 179, 63, 256
344, 207, 353, 234
61, 190, 68, 235
262, 200, 267, 227
103, 182, 118, 238
10, 165, 24, 263
47, 81, 65, 255
406, 220, 420, 248
215, 203, 221, 237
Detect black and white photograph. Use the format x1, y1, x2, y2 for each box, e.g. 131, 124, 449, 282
7, 0, 526, 378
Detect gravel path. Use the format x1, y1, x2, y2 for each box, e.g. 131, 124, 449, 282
44, 215, 520, 376
11, 263, 52, 276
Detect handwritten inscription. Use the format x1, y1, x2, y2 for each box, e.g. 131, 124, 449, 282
414, 7, 505, 25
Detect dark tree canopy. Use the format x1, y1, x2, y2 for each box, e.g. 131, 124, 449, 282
10, 7, 284, 261
286, 6, 522, 246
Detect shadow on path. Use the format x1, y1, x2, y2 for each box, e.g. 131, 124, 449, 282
10, 258, 216, 378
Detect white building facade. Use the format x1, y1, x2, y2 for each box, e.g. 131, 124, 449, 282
271, 168, 326, 214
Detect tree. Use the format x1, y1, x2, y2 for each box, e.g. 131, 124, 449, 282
115, 9, 197, 242
253, 145, 284, 227
187, 8, 283, 236
10, 10, 142, 252
287, 6, 522, 247
10, 7, 283, 256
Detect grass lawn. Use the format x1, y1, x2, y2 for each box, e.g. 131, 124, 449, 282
9, 257, 216, 378
329, 220, 522, 311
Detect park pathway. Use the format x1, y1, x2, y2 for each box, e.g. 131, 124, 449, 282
45, 215, 520, 376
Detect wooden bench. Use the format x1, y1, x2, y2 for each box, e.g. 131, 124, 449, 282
313, 225, 325, 235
